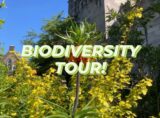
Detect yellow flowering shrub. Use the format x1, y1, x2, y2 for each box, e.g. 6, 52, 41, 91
55, 58, 152, 118
87, 58, 152, 118
0, 57, 152, 118
0, 58, 68, 117
121, 7, 143, 43
107, 0, 144, 44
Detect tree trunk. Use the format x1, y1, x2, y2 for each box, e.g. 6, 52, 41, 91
72, 72, 80, 118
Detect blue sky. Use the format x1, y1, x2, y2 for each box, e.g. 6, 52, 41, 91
0, 0, 68, 53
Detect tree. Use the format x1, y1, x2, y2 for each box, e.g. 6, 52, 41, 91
0, 0, 5, 26
23, 16, 75, 74
0, 0, 5, 57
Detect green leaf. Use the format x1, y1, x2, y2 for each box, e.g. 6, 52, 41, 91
75, 107, 99, 118
0, 0, 6, 8
40, 97, 68, 113
0, 19, 5, 25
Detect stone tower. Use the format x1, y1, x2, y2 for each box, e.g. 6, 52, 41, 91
68, 0, 160, 46
68, 0, 126, 32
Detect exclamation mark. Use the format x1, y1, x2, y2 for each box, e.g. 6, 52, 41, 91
101, 62, 108, 75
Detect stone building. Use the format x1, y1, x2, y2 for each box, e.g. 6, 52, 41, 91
2, 46, 20, 74
140, 0, 160, 45
68, 0, 160, 46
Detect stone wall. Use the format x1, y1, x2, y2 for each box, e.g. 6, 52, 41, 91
68, 0, 160, 45
69, 0, 106, 32
141, 0, 160, 46
147, 14, 160, 46
104, 0, 127, 37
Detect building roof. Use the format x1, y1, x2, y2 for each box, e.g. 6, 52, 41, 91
2, 46, 20, 63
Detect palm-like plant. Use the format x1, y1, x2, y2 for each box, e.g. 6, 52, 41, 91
42, 97, 99, 118
57, 21, 102, 45
45, 106, 99, 118
58, 21, 102, 118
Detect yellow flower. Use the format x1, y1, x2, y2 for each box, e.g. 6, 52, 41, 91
50, 68, 55, 73
139, 7, 144, 11
11, 112, 17, 116
119, 101, 125, 106
71, 96, 75, 102
24, 65, 31, 70
136, 13, 142, 18
31, 70, 37, 75
12, 97, 18, 101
